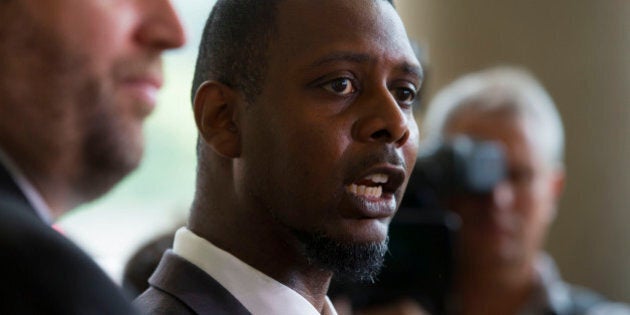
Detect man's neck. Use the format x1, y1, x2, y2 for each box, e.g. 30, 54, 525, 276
0, 147, 65, 221
189, 203, 333, 312
181, 222, 334, 315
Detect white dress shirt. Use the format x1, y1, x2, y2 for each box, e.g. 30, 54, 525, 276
173, 227, 338, 315
0, 147, 53, 224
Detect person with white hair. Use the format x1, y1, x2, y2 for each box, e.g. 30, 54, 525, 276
421, 66, 629, 315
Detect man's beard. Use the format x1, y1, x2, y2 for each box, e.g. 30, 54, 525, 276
76, 79, 144, 202
291, 228, 389, 283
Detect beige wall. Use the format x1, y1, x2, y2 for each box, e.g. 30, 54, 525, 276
397, 0, 630, 302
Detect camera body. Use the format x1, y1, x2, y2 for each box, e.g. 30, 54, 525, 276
402, 135, 506, 209
329, 136, 506, 314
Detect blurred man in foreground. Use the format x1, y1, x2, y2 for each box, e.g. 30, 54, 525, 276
0, 0, 185, 313
134, 0, 422, 314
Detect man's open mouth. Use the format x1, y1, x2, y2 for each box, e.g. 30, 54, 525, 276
345, 173, 389, 198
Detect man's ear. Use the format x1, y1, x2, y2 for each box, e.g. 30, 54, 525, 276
551, 168, 566, 199
547, 167, 566, 222
193, 81, 241, 158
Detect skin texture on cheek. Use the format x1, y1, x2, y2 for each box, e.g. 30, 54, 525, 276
240, 100, 343, 230
0, 2, 87, 173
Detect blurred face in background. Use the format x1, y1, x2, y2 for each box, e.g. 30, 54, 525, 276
444, 107, 564, 270
0, 0, 184, 210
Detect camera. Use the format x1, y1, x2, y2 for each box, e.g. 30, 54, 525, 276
402, 135, 506, 209
329, 136, 506, 315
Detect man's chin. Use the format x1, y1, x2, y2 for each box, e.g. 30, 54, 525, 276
291, 229, 389, 283
79, 131, 143, 201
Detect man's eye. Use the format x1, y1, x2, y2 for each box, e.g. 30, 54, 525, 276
322, 78, 356, 95
392, 87, 417, 104
509, 168, 533, 185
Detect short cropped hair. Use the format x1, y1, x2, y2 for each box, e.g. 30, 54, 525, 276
422, 66, 564, 168
191, 0, 395, 105
191, 0, 280, 104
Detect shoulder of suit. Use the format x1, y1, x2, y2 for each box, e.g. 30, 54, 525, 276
134, 287, 197, 315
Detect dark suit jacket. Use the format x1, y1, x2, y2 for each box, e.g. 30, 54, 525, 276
133, 251, 251, 315
0, 163, 137, 314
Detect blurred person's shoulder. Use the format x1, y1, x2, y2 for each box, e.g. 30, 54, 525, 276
0, 193, 138, 314
565, 285, 630, 315
537, 254, 630, 315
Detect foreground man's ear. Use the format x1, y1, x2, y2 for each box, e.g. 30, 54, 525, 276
193, 81, 241, 158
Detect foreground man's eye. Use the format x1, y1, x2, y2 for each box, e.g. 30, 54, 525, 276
392, 87, 417, 106
322, 78, 356, 96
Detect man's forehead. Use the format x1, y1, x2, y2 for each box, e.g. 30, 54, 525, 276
276, 0, 400, 41
271, 0, 418, 69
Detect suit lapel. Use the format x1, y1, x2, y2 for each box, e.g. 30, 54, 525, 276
0, 162, 36, 217
149, 251, 252, 315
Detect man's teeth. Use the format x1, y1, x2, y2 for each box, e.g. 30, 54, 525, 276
345, 173, 389, 198
365, 173, 388, 184
346, 184, 383, 198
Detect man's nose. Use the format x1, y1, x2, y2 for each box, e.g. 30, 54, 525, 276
136, 0, 186, 50
352, 86, 414, 148
490, 181, 515, 211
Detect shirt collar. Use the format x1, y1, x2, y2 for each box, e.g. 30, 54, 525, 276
173, 227, 338, 315
518, 253, 570, 315
0, 147, 54, 224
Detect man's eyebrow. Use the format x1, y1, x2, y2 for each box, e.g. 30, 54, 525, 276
398, 62, 424, 83
306, 52, 372, 69
306, 52, 424, 82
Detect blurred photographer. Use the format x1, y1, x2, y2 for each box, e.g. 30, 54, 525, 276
420, 66, 628, 315
333, 66, 630, 315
